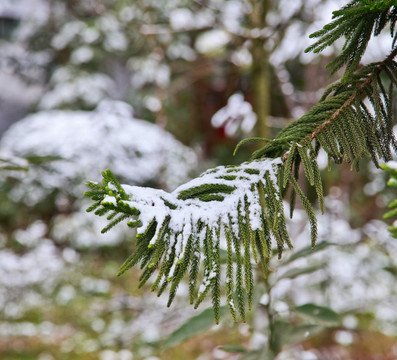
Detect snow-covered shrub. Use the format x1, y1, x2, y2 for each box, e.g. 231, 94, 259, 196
38, 68, 115, 110
0, 100, 197, 206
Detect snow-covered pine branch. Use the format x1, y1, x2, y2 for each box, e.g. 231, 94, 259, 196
85, 1, 397, 323
85, 157, 320, 322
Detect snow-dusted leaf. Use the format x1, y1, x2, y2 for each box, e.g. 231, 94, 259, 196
86, 157, 305, 321
211, 93, 257, 137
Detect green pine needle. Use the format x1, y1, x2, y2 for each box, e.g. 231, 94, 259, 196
85, 1, 397, 322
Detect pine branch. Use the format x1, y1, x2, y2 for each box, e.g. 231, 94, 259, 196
305, 0, 397, 80
85, 52, 397, 322
85, 1, 397, 322
382, 162, 397, 238
252, 52, 396, 220
86, 159, 297, 322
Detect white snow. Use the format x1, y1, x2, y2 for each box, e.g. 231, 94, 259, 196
70, 46, 94, 65
80, 27, 101, 44
0, 0, 49, 24
51, 21, 86, 50
195, 29, 231, 55
39, 68, 115, 109
0, 240, 63, 288
167, 40, 197, 61
104, 32, 128, 52
231, 47, 252, 67
170, 8, 195, 30
169, 7, 215, 31
0, 100, 197, 205
103, 157, 282, 259
211, 93, 257, 136
129, 56, 171, 88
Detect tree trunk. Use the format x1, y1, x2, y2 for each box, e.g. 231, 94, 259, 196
250, 0, 271, 139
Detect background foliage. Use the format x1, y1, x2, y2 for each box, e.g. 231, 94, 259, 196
1, 0, 397, 359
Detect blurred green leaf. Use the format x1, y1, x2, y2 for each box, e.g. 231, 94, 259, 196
383, 207, 397, 219
163, 306, 228, 348
381, 163, 397, 176
24, 155, 64, 164
388, 227, 397, 238
270, 320, 325, 353
387, 199, 397, 208
384, 165, 397, 238
293, 303, 341, 326
279, 264, 323, 280
386, 178, 397, 187
285, 241, 335, 263
0, 157, 28, 171
0, 165, 28, 171
270, 320, 290, 353
284, 324, 323, 345
239, 348, 274, 360
383, 165, 397, 238
383, 266, 397, 277
220, 344, 247, 353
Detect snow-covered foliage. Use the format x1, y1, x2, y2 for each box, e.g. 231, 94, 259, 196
86, 156, 309, 322
129, 55, 171, 89
0, 0, 49, 27
39, 68, 115, 110
268, 0, 392, 66
51, 204, 130, 249
4, 0, 393, 116
4, 0, 369, 116
1, 1, 397, 358
0, 100, 197, 205
211, 93, 257, 137
0, 224, 199, 357
195, 29, 231, 55
116, 158, 280, 238
268, 196, 397, 336
2, 188, 397, 358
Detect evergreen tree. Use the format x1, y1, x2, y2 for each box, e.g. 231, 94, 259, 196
85, 0, 397, 323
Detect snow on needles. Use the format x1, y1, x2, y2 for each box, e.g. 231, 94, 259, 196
104, 157, 282, 252
98, 156, 283, 310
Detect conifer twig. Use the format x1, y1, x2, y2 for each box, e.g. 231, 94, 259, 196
308, 46, 397, 142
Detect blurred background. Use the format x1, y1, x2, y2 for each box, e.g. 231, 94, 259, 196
0, 0, 397, 359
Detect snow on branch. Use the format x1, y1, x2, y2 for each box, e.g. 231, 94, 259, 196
84, 0, 397, 324
85, 157, 320, 322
